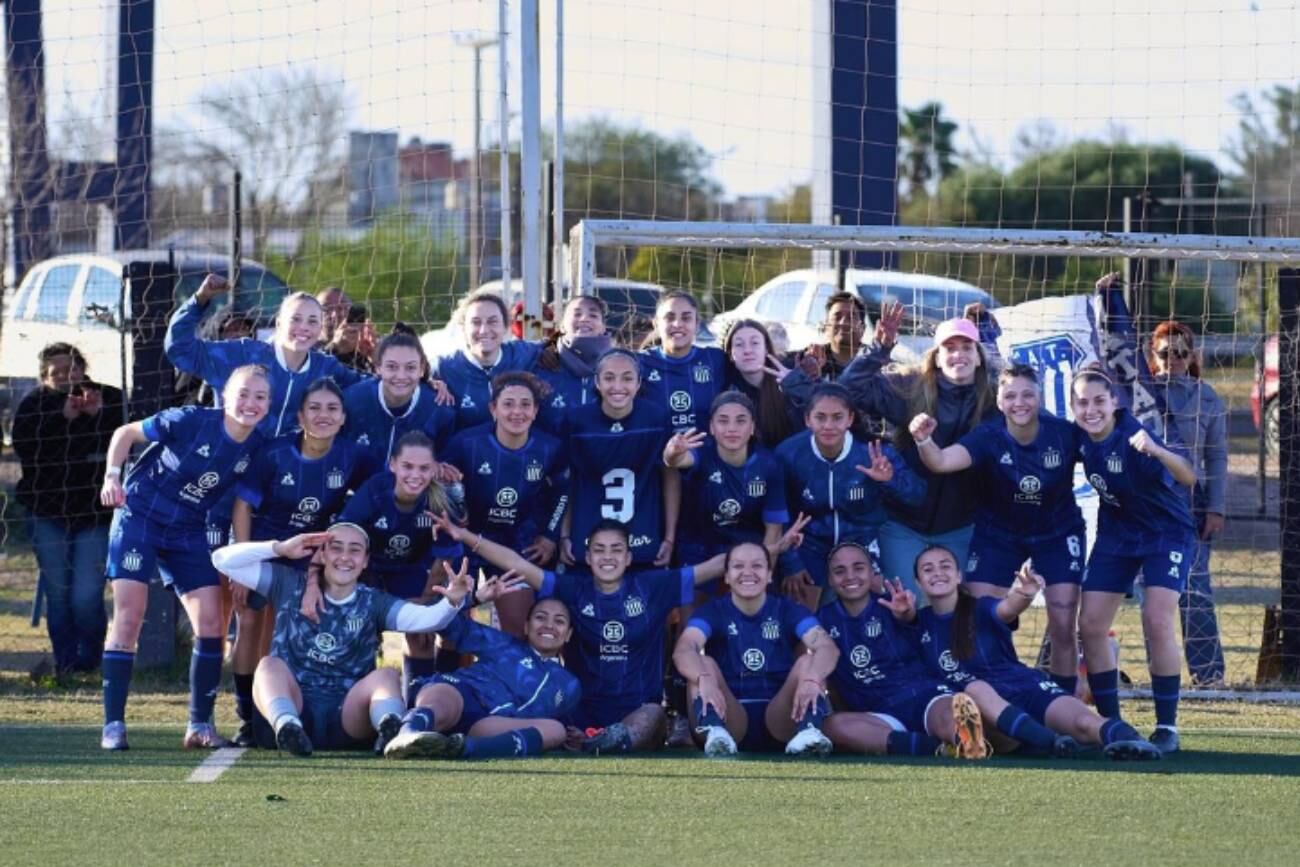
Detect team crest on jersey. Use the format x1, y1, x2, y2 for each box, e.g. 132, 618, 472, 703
624, 596, 645, 617
461, 394, 476, 409
387, 534, 411, 554
1107, 454, 1124, 474
356, 433, 370, 445
496, 488, 519, 507
416, 512, 432, 529
526, 461, 543, 482
1042, 448, 1062, 469
603, 621, 625, 642
742, 648, 766, 671
327, 469, 344, 489
747, 478, 765, 497
314, 633, 337, 653
122, 549, 144, 572
760, 618, 780, 641
197, 472, 220, 489
234, 457, 249, 473
938, 650, 960, 672
478, 462, 492, 475
297, 497, 321, 514
850, 645, 871, 668
346, 615, 366, 634
375, 517, 389, 529
610, 422, 624, 433
848, 484, 865, 502
206, 527, 225, 548
647, 369, 661, 382
727, 622, 739, 636
693, 365, 711, 384
999, 452, 1013, 465
709, 471, 723, 484
1089, 473, 1118, 506
865, 617, 882, 639
717, 499, 742, 520
196, 444, 211, 458
1019, 475, 1042, 495
581, 604, 595, 617
669, 391, 692, 412
281, 472, 296, 486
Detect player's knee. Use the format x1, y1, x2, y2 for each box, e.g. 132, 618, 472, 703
535, 720, 566, 748
1141, 608, 1177, 645
1077, 609, 1110, 641
254, 655, 288, 678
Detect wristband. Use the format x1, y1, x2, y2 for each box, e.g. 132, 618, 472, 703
802, 678, 825, 690
914, 436, 933, 448
1015, 589, 1037, 600
470, 535, 482, 555
105, 467, 122, 478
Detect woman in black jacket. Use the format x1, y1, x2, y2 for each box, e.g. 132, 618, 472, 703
13, 343, 124, 675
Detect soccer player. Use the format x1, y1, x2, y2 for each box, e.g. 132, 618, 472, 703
430, 290, 543, 432
909, 545, 1162, 760
441, 372, 568, 636
1071, 369, 1197, 754
560, 349, 677, 568
775, 382, 924, 608
383, 595, 581, 761
337, 431, 464, 700
638, 290, 727, 432
818, 543, 989, 759
673, 541, 839, 757
98, 364, 270, 750
343, 330, 455, 466
226, 377, 378, 745
909, 363, 1087, 691
722, 320, 800, 448
165, 274, 365, 437
534, 294, 611, 435
663, 391, 789, 588
210, 526, 474, 756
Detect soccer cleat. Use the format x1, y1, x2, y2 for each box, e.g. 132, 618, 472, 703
1148, 727, 1180, 755
1052, 735, 1080, 759
1103, 738, 1162, 761
702, 725, 737, 757
182, 723, 231, 750
373, 713, 403, 756
384, 729, 465, 760
951, 693, 990, 760
784, 726, 833, 757
274, 721, 313, 757
232, 720, 257, 749
101, 721, 129, 751
666, 713, 695, 749
583, 723, 633, 755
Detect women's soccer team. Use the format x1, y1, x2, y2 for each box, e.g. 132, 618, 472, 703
95, 274, 1196, 762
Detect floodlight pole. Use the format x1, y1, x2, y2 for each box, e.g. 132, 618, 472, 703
519, 0, 544, 325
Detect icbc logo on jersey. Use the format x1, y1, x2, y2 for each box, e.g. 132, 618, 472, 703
742, 648, 766, 671
386, 534, 412, 557
669, 390, 694, 427
292, 497, 322, 526
600, 621, 628, 661
490, 487, 520, 522
181, 471, 222, 503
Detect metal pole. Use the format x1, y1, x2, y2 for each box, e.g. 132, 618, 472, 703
229, 169, 242, 291
1277, 268, 1300, 680
498, 0, 512, 291
1259, 203, 1269, 517
470, 44, 483, 290
519, 0, 543, 322
552, 0, 566, 304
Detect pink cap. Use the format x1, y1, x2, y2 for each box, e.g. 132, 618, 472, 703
933, 318, 979, 347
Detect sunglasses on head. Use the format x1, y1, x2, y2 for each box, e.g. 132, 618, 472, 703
1155, 347, 1191, 361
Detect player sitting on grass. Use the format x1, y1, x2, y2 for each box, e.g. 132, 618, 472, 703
210, 524, 473, 757
909, 545, 1162, 760
817, 542, 989, 759
383, 589, 581, 761
673, 541, 839, 757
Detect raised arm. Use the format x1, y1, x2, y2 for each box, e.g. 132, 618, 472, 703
164, 274, 243, 380
662, 429, 706, 470
994, 560, 1043, 624
1129, 427, 1197, 488
909, 413, 973, 474
430, 512, 544, 589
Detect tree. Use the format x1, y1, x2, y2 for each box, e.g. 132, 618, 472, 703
1227, 83, 1300, 234
898, 102, 959, 201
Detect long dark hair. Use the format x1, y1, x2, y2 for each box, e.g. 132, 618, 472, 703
723, 319, 798, 446
892, 341, 996, 450
914, 544, 978, 661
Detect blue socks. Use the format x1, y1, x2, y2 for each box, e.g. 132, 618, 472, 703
233, 672, 255, 722
399, 707, 436, 736
189, 637, 224, 725
801, 695, 830, 730
1151, 674, 1181, 728
1052, 673, 1078, 697
887, 731, 942, 756
403, 656, 438, 706
692, 696, 724, 730
1088, 668, 1121, 719
463, 726, 544, 759
995, 705, 1057, 754
1099, 717, 1143, 746
101, 650, 135, 724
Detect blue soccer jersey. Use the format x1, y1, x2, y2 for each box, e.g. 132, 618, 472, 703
686, 595, 820, 703
342, 379, 455, 467
124, 406, 264, 532
442, 423, 569, 552
538, 568, 695, 726
255, 562, 403, 695
564, 399, 672, 565
638, 345, 728, 432
430, 342, 543, 432
820, 597, 940, 713
165, 295, 364, 437
338, 471, 463, 598
535, 364, 599, 437
958, 413, 1086, 544
1079, 410, 1196, 555
678, 442, 789, 560
914, 598, 1022, 686
236, 434, 377, 542
438, 614, 581, 719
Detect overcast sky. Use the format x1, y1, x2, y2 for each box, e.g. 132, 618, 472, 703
35, 0, 1300, 196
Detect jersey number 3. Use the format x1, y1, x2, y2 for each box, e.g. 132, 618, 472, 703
601, 468, 635, 522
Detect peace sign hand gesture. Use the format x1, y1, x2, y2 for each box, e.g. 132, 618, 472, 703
763, 353, 793, 384
877, 577, 917, 622
428, 556, 475, 606
428, 510, 468, 544
1012, 559, 1045, 600
856, 440, 894, 484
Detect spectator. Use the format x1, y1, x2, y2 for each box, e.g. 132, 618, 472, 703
316, 285, 352, 344
797, 292, 866, 381
328, 303, 376, 374
12, 343, 124, 677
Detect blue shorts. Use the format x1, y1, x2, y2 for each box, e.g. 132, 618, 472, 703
570, 696, 647, 731
872, 682, 954, 734
253, 689, 367, 751
369, 568, 430, 601
413, 673, 491, 733
737, 699, 784, 753
982, 669, 1069, 724
967, 527, 1086, 589
106, 508, 221, 594
1083, 539, 1193, 594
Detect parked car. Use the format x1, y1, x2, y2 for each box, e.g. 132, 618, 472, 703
420, 277, 716, 359
710, 268, 998, 358
0, 250, 290, 417
1251, 334, 1279, 456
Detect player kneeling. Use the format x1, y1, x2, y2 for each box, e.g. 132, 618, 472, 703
673, 541, 838, 757
818, 543, 988, 759
384, 594, 580, 761
211, 524, 473, 757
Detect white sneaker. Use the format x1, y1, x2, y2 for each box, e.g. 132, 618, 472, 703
702, 726, 737, 757
101, 721, 129, 751
784, 726, 832, 757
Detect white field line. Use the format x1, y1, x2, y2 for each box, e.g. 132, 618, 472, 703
186, 747, 246, 783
